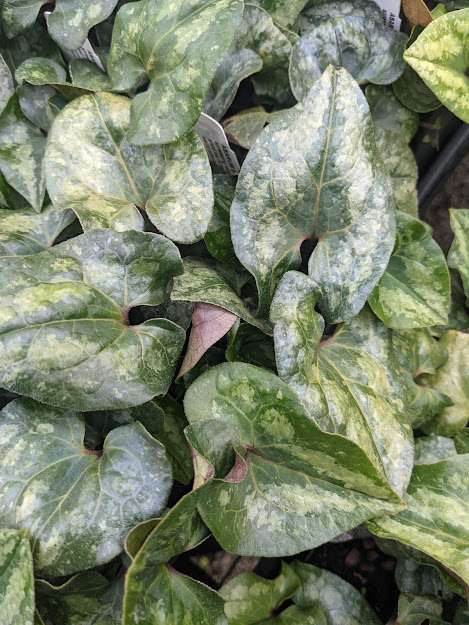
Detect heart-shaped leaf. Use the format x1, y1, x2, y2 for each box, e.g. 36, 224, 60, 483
290, 0, 406, 100
291, 562, 382, 625
108, 0, 243, 145
220, 562, 300, 625
231, 65, 395, 320
271, 271, 414, 497
0, 0, 45, 38
397, 593, 448, 625
404, 9, 469, 123
184, 362, 402, 557
0, 205, 75, 255
0, 397, 173, 576
368, 454, 469, 585
369, 212, 451, 329
36, 572, 123, 625
0, 95, 45, 212
448, 209, 469, 304
253, 0, 309, 28
0, 530, 34, 625
0, 229, 185, 410
45, 92, 213, 243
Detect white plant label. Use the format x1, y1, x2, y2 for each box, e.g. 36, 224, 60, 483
373, 0, 402, 30
196, 113, 241, 175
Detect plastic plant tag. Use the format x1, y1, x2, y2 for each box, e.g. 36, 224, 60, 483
196, 113, 241, 175
373, 0, 402, 29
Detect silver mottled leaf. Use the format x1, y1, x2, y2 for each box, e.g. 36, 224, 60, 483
0, 530, 34, 625
45, 92, 213, 243
108, 0, 243, 144
290, 0, 406, 100
0, 229, 185, 410
366, 84, 419, 143
231, 65, 395, 320
448, 208, 469, 304
0, 53, 14, 115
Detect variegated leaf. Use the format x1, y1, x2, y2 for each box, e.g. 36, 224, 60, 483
0, 205, 75, 255
415, 435, 457, 465
204, 174, 237, 264
0, 0, 46, 38
252, 0, 309, 28
393, 65, 441, 113
45, 92, 213, 243
17, 84, 64, 131
404, 9, 469, 123
0, 53, 14, 115
0, 95, 45, 212
374, 129, 418, 216
0, 530, 34, 625
366, 84, 419, 144
368, 454, 469, 585
184, 362, 402, 557
291, 562, 382, 625
0, 229, 185, 410
220, 562, 300, 625
36, 573, 123, 625
290, 0, 406, 101
448, 208, 469, 304
171, 258, 271, 334
271, 271, 414, 497
16, 57, 111, 99
46, 0, 119, 51
421, 331, 469, 435
258, 606, 327, 625
108, 0, 243, 144
369, 211, 450, 329
0, 397, 172, 576
231, 65, 395, 320
397, 593, 447, 625
124, 491, 210, 623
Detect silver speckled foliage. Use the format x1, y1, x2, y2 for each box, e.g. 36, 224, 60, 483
0, 2, 468, 622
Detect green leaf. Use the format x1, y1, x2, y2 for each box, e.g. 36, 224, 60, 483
36, 572, 123, 625
0, 530, 34, 625
397, 593, 448, 625
368, 454, 469, 585
369, 211, 450, 329
184, 362, 402, 557
291, 562, 382, 625
421, 331, 469, 435
124, 490, 210, 623
0, 397, 172, 575
125, 563, 227, 625
0, 95, 45, 211
365, 84, 419, 144
16, 57, 111, 98
0, 205, 75, 255
374, 129, 418, 217
0, 0, 46, 38
205, 48, 263, 121
45, 92, 213, 243
253, 0, 309, 28
86, 396, 193, 484
17, 84, 64, 131
0, 53, 14, 115
271, 271, 414, 497
108, 0, 243, 145
448, 209, 469, 304
204, 174, 237, 264
414, 435, 458, 464
46, 0, 119, 51
393, 65, 441, 114
171, 258, 272, 334
220, 562, 300, 625
290, 0, 406, 100
404, 9, 469, 123
0, 229, 185, 410
231, 65, 395, 319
